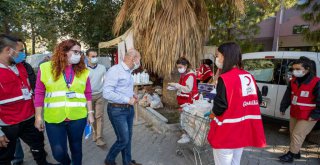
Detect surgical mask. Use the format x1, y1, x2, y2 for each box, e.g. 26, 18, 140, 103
292, 70, 305, 78
178, 67, 186, 74
133, 61, 140, 70
215, 58, 223, 69
10, 49, 26, 64
69, 53, 81, 64
91, 57, 98, 64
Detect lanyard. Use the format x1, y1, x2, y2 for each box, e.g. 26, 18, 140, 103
63, 71, 73, 89
87, 64, 97, 69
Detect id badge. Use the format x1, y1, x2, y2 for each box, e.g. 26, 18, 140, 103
66, 91, 76, 99
21, 88, 31, 100
292, 95, 298, 105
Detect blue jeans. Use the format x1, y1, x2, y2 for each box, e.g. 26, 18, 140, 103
45, 118, 87, 165
105, 105, 134, 165
11, 139, 24, 164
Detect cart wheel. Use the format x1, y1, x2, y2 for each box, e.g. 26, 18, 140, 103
176, 149, 184, 157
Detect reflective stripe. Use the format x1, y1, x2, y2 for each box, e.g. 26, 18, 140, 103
177, 93, 190, 97
45, 91, 85, 98
44, 102, 86, 108
214, 115, 262, 126
193, 93, 199, 99
292, 101, 316, 107
0, 96, 24, 105
203, 70, 211, 75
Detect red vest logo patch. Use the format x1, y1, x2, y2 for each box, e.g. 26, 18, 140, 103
239, 74, 257, 96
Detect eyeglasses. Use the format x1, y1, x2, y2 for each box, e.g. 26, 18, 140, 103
70, 50, 83, 55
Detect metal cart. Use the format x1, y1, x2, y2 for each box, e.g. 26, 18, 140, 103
176, 111, 214, 165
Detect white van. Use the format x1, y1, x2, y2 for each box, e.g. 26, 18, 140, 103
242, 51, 320, 120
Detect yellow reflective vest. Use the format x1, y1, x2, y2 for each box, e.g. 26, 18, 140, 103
40, 62, 89, 123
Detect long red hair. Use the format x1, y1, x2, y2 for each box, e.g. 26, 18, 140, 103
51, 39, 86, 81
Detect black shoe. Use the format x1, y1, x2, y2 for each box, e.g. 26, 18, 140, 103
279, 151, 298, 163
129, 160, 142, 165
293, 152, 301, 159
12, 161, 23, 165
104, 161, 116, 165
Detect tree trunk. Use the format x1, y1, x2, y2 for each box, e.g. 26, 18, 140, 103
3, 19, 11, 34
31, 23, 36, 54
161, 70, 180, 109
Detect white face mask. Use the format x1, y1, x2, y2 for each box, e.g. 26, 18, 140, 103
292, 70, 305, 78
69, 53, 81, 64
133, 61, 140, 70
215, 58, 223, 69
91, 57, 98, 64
178, 67, 186, 74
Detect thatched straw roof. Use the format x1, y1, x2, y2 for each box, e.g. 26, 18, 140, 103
98, 30, 131, 49
112, 0, 263, 76
113, 0, 210, 77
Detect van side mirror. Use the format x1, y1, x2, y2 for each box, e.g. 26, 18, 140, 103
262, 86, 268, 96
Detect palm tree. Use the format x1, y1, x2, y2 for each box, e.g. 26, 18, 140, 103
113, 0, 262, 107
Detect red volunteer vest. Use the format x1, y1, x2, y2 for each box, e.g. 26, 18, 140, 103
0, 63, 35, 125
207, 68, 266, 149
177, 72, 199, 105
199, 64, 213, 81
290, 76, 320, 120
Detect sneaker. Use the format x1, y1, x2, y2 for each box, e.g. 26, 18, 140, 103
96, 138, 106, 146
181, 133, 187, 138
279, 151, 300, 163
177, 136, 190, 144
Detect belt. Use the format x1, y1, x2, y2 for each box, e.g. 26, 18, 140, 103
109, 103, 131, 108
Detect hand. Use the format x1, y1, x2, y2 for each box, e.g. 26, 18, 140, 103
168, 82, 176, 86
129, 97, 137, 105
308, 117, 315, 121
87, 113, 95, 124
34, 117, 45, 132
0, 135, 9, 148
168, 82, 179, 88
133, 94, 139, 101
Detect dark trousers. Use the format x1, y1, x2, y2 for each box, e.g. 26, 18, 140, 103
12, 139, 24, 164
45, 118, 86, 165
0, 117, 47, 165
105, 104, 134, 165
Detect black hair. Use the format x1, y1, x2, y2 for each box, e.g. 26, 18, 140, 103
86, 49, 97, 56
176, 57, 191, 70
292, 56, 316, 75
217, 42, 242, 73
203, 59, 213, 65
0, 34, 18, 53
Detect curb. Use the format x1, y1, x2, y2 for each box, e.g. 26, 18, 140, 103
138, 106, 180, 133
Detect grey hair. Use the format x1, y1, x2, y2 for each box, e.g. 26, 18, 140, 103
125, 49, 140, 57
0, 34, 18, 52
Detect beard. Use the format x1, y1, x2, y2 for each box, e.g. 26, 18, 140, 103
9, 56, 15, 65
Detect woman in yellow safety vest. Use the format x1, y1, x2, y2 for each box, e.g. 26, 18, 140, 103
34, 39, 94, 165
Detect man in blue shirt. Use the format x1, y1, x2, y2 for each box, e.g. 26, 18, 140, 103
103, 49, 142, 165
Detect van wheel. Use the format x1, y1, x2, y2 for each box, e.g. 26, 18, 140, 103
306, 130, 320, 144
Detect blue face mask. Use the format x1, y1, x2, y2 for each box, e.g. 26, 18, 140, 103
12, 52, 26, 64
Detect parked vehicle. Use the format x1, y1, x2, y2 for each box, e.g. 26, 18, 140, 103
242, 51, 320, 143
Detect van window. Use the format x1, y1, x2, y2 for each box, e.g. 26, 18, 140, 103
243, 59, 282, 84
279, 59, 317, 85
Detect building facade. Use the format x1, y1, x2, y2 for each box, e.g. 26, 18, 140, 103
255, 6, 320, 52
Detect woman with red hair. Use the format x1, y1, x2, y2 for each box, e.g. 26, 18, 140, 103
34, 39, 94, 165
